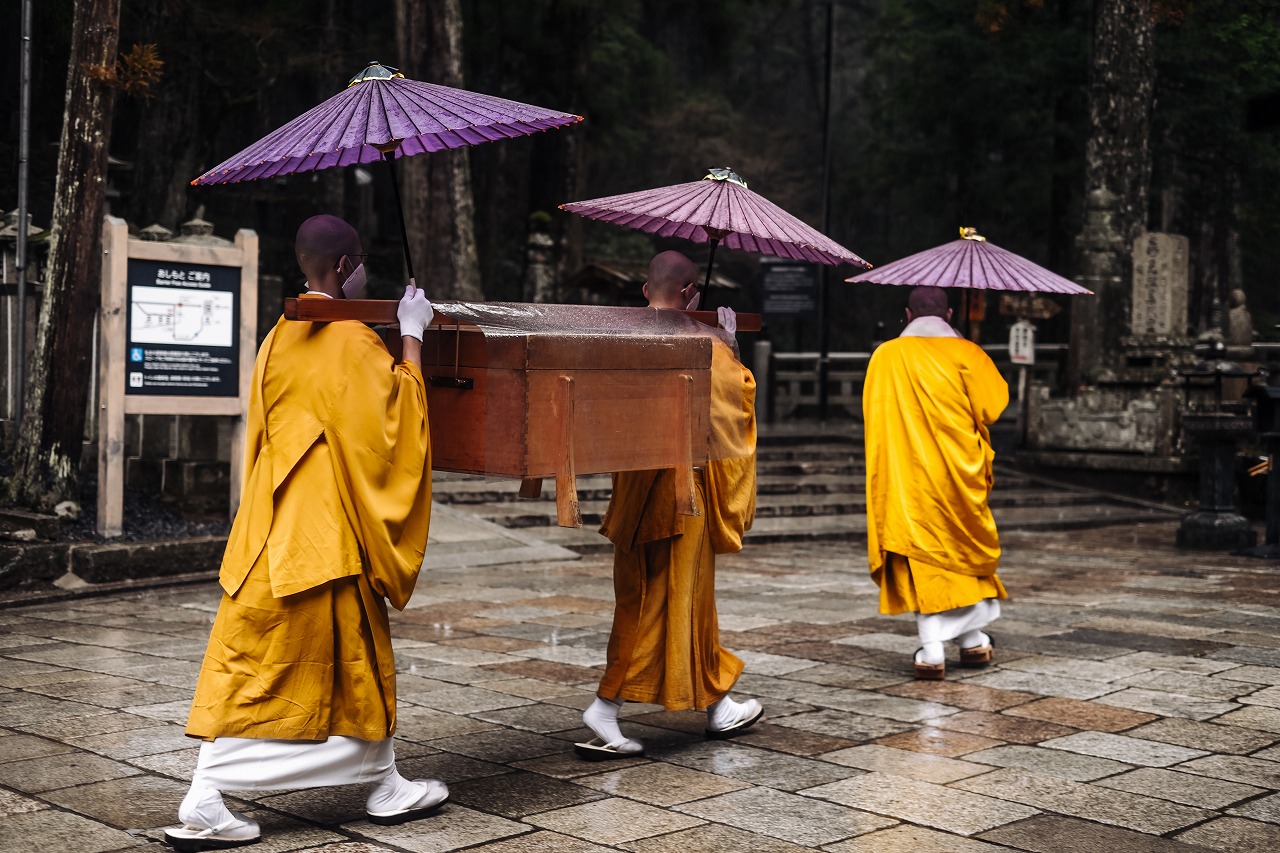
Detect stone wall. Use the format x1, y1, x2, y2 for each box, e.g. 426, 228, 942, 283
1027, 384, 1182, 456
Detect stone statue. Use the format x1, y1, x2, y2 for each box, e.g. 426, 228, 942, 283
1223, 288, 1257, 399
1225, 288, 1254, 349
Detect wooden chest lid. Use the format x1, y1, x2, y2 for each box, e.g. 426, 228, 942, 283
424, 303, 722, 371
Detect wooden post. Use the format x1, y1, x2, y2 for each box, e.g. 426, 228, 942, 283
754, 338, 772, 424
229, 228, 258, 516
555, 375, 581, 528
674, 373, 698, 517
1018, 365, 1029, 447
96, 216, 129, 537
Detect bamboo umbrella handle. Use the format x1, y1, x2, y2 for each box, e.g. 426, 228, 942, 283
281, 298, 761, 332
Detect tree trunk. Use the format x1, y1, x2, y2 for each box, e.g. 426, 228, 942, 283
528, 4, 594, 294
395, 0, 482, 300
124, 0, 197, 230
1047, 0, 1088, 276
319, 0, 346, 220
1068, 0, 1155, 385
7, 0, 120, 511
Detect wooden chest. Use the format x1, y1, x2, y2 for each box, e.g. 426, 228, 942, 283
283, 298, 754, 527
420, 303, 717, 526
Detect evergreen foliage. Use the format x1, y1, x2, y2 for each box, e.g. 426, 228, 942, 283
1, 0, 1277, 347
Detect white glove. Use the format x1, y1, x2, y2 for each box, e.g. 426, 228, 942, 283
717, 306, 737, 335
397, 283, 433, 341
682, 282, 702, 311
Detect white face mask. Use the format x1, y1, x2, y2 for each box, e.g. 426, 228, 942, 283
339, 260, 367, 300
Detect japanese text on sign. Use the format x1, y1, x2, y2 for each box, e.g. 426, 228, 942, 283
125, 259, 240, 397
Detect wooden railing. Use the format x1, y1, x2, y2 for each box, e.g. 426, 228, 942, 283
757, 343, 1069, 420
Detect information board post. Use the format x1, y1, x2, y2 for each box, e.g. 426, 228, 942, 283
1009, 320, 1035, 446
97, 215, 257, 537
761, 259, 817, 419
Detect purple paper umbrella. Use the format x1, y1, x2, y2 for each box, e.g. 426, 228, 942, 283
561, 168, 870, 301
846, 228, 1091, 294
192, 62, 582, 279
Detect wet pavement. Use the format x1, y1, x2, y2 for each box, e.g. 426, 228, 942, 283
2, 513, 1280, 852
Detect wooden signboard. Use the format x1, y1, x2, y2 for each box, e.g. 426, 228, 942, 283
97, 216, 258, 537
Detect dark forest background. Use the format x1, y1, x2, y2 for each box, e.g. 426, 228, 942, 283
3, 0, 1279, 353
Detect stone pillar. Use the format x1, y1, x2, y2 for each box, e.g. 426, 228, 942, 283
1068, 189, 1125, 387
1176, 412, 1255, 550
524, 231, 556, 303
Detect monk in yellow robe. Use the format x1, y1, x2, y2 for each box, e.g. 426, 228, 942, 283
862, 286, 1009, 680
166, 216, 444, 852
576, 251, 763, 760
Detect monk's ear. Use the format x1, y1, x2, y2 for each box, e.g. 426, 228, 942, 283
946, 308, 953, 321
905, 308, 914, 322
642, 283, 650, 302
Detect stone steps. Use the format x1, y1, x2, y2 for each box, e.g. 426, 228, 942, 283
431, 472, 868, 505
429, 427, 1181, 554
460, 485, 1117, 531
432, 461, 1177, 555
521, 500, 1178, 556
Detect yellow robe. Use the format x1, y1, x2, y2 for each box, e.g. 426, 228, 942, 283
187, 301, 430, 741
598, 339, 757, 710
862, 329, 1009, 615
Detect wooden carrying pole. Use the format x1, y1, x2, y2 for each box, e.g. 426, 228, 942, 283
282, 297, 762, 332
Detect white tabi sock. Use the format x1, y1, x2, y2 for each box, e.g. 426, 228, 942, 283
915, 642, 946, 665
957, 629, 991, 650
366, 768, 448, 814
707, 695, 761, 730
177, 784, 239, 831
582, 696, 627, 745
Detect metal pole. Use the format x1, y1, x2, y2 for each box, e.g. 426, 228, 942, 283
382, 150, 416, 284
1267, 447, 1280, 547
15, 0, 33, 426
700, 238, 719, 312
817, 0, 835, 421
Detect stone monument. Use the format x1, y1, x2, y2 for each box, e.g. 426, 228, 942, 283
1024, 200, 1203, 501
1129, 232, 1189, 340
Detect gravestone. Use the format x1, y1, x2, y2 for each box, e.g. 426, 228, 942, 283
1130, 232, 1189, 339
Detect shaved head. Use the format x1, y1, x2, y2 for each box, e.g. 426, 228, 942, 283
296, 215, 361, 281
644, 251, 699, 308
907, 286, 950, 318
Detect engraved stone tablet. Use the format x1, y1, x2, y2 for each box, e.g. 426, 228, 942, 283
1130, 232, 1189, 338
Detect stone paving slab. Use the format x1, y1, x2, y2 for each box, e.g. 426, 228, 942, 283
951, 766, 1214, 834
805, 771, 1040, 835
1096, 767, 1265, 809
979, 813, 1220, 852
1174, 815, 1280, 851
2, 519, 1280, 851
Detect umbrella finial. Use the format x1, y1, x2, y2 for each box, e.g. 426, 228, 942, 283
959, 227, 987, 242
348, 62, 405, 87
703, 167, 748, 189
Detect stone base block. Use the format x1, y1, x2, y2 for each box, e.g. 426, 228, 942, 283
126, 457, 164, 491
162, 459, 230, 509
0, 542, 68, 591
1176, 510, 1257, 550
0, 508, 62, 540
68, 536, 226, 584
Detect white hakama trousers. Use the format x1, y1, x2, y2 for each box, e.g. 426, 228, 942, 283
916, 599, 1000, 664
177, 735, 444, 832
191, 735, 395, 791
